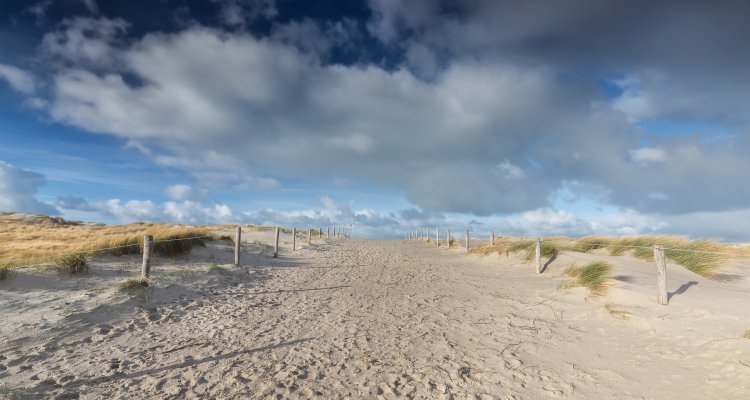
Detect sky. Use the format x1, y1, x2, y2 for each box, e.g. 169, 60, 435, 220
0, 0, 748, 240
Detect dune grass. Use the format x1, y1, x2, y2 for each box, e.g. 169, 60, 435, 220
564, 261, 612, 295
470, 237, 560, 260
742, 329, 750, 340
567, 235, 738, 278
0, 213, 213, 269
117, 277, 145, 292
0, 264, 9, 280
54, 253, 88, 274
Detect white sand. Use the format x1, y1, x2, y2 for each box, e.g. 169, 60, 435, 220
1, 236, 749, 399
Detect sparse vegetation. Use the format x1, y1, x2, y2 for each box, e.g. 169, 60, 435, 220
572, 236, 613, 253
564, 261, 612, 295
209, 263, 223, 272
470, 237, 560, 260
742, 329, 750, 340
117, 277, 145, 292
0, 264, 9, 280
54, 253, 88, 273
568, 235, 736, 278
604, 303, 630, 320
0, 213, 211, 268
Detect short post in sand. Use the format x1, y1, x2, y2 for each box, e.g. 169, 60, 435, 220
491, 231, 495, 245
653, 244, 669, 305
436, 228, 440, 246
273, 227, 280, 258
327, 226, 330, 238
234, 226, 241, 266
535, 238, 542, 274
141, 235, 153, 284
319, 228, 322, 239
308, 229, 312, 245
465, 230, 470, 252
447, 229, 451, 247
292, 228, 296, 250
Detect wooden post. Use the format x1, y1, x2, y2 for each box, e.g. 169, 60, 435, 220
319, 228, 322, 239
308, 229, 312, 245
327, 226, 330, 238
292, 228, 296, 251
447, 229, 451, 247
141, 235, 153, 284
436, 227, 440, 246
653, 244, 668, 305
273, 228, 280, 258
465, 230, 469, 253
535, 238, 542, 274
491, 231, 495, 245
234, 226, 241, 266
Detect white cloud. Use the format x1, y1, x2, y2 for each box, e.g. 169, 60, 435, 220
0, 64, 36, 95
326, 133, 374, 154
165, 184, 209, 201
630, 147, 667, 163
0, 161, 58, 215
494, 160, 525, 180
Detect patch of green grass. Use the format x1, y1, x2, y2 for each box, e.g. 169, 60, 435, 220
572, 236, 613, 253
117, 277, 146, 292
0, 264, 10, 280
54, 253, 88, 273
604, 303, 630, 320
564, 261, 612, 295
208, 263, 223, 272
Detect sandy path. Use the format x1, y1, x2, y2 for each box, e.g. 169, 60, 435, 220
2, 239, 749, 399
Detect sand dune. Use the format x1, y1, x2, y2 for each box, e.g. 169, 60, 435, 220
1, 237, 749, 399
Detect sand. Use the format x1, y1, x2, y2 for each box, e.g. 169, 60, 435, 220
1, 236, 749, 399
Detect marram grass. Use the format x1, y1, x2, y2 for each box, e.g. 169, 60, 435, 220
0, 213, 215, 268
564, 261, 612, 295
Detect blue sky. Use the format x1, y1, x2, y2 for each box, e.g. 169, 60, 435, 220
0, 0, 748, 240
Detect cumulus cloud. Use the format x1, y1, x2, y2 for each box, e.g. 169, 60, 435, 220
1, 1, 748, 238
630, 147, 667, 164
0, 161, 58, 215
165, 184, 209, 201
0, 64, 36, 95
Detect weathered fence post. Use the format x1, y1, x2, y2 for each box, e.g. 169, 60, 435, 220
292, 228, 296, 250
465, 230, 470, 253
273, 228, 280, 258
653, 244, 668, 305
447, 229, 451, 247
141, 235, 153, 284
234, 226, 241, 266
319, 228, 322, 239
308, 229, 312, 245
535, 238, 542, 274
436, 227, 440, 246
491, 231, 495, 245
327, 226, 330, 238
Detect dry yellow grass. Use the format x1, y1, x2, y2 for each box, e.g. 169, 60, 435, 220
0, 213, 214, 268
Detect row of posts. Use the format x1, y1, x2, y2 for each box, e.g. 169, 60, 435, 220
140, 225, 351, 285
404, 229, 670, 306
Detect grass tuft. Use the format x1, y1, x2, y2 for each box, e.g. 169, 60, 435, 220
573, 236, 613, 253
0, 264, 9, 280
564, 261, 612, 295
117, 277, 148, 293
742, 329, 750, 340
54, 253, 88, 273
